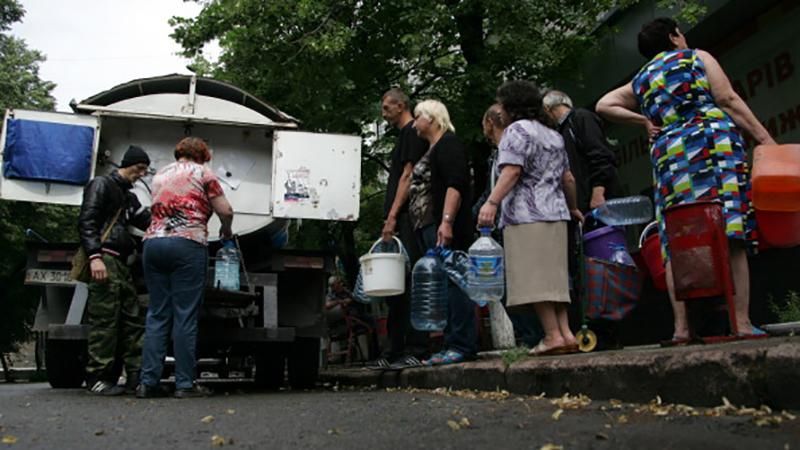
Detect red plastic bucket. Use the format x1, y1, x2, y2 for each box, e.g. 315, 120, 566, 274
639, 221, 667, 291
756, 209, 800, 249
583, 226, 626, 261
663, 201, 733, 301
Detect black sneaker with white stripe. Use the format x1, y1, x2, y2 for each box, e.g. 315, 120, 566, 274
388, 355, 424, 370
366, 358, 392, 370
88, 380, 125, 396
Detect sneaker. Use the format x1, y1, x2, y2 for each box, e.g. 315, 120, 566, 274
173, 384, 213, 399
88, 380, 125, 396
135, 383, 169, 399
123, 372, 140, 395
422, 350, 448, 366
388, 355, 424, 370
366, 358, 392, 370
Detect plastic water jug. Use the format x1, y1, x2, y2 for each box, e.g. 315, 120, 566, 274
214, 239, 240, 291
410, 249, 448, 331
590, 195, 653, 226
752, 144, 800, 211
437, 247, 470, 293
468, 227, 505, 303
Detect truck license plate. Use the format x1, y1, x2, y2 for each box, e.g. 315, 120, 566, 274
25, 269, 76, 286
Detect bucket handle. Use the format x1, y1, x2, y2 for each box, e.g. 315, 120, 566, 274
368, 236, 404, 255
638, 221, 660, 249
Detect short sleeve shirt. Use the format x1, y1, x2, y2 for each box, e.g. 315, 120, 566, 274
144, 161, 225, 244
496, 120, 570, 227
383, 121, 428, 217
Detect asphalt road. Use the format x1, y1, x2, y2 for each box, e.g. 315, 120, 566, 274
0, 382, 798, 449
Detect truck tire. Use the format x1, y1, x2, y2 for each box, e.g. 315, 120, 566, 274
254, 344, 286, 390
45, 339, 87, 388
287, 337, 320, 390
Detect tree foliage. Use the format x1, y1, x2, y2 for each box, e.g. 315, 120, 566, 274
170, 0, 703, 284
0, 0, 70, 355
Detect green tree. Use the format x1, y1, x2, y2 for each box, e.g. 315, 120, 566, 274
0, 0, 73, 374
170, 0, 702, 284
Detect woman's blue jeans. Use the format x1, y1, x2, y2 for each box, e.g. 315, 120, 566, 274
416, 225, 478, 357
140, 237, 208, 389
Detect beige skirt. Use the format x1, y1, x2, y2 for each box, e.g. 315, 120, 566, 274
504, 221, 570, 306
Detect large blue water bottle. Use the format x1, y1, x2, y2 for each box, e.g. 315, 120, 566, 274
468, 227, 505, 303
214, 239, 240, 291
410, 249, 448, 331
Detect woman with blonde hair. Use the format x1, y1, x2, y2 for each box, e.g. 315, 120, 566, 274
408, 99, 477, 365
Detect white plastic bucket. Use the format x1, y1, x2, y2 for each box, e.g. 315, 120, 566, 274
358, 237, 406, 297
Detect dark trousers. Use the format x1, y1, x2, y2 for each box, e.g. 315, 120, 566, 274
140, 237, 208, 389
417, 224, 478, 357
383, 212, 430, 360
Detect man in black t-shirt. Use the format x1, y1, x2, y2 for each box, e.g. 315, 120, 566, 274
367, 88, 430, 370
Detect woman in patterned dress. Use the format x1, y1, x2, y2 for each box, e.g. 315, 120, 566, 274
596, 17, 775, 341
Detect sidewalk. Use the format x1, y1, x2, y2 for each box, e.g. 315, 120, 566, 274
320, 336, 800, 410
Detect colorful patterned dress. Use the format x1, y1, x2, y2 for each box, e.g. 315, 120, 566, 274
632, 48, 756, 258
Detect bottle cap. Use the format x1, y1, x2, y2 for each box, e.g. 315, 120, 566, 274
479, 226, 492, 235
222, 239, 236, 248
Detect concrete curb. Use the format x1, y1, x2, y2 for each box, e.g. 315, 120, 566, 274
320, 336, 800, 409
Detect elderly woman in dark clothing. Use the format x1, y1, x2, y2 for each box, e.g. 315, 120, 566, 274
408, 99, 477, 365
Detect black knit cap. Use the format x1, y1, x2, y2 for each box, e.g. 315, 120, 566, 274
120, 145, 150, 168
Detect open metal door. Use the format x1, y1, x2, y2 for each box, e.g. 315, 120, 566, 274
271, 130, 361, 221
0, 109, 100, 206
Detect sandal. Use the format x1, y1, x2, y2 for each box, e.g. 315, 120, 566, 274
528, 341, 571, 357
737, 326, 769, 339
660, 335, 692, 347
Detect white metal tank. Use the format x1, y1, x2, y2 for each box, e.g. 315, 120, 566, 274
0, 74, 362, 244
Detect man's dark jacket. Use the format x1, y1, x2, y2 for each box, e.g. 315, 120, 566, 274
78, 171, 150, 260
558, 108, 621, 212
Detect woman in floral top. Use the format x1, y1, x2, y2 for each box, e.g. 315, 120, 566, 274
137, 137, 234, 398
478, 81, 583, 356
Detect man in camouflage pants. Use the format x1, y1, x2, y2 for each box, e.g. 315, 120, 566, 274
79, 145, 152, 395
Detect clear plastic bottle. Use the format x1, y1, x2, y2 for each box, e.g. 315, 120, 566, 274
467, 227, 505, 303
410, 249, 448, 331
437, 248, 470, 293
590, 195, 654, 226
609, 244, 635, 266
214, 239, 240, 291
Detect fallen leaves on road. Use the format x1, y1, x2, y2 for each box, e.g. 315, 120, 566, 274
2, 435, 17, 445
617, 415, 629, 424
226, 409, 236, 415
388, 386, 511, 402
550, 393, 591, 410
211, 435, 233, 447
94, 430, 104, 436
551, 409, 564, 421
201, 415, 215, 424
540, 444, 563, 450
595, 432, 609, 440
327, 428, 342, 435
446, 417, 472, 431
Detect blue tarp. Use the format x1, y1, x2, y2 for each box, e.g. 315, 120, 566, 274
3, 118, 95, 185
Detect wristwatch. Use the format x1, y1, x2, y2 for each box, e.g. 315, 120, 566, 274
443, 213, 454, 224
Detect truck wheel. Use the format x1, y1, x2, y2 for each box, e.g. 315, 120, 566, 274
45, 339, 87, 388
287, 337, 320, 390
254, 344, 286, 390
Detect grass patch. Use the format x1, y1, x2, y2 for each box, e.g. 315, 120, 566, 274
769, 291, 800, 323
501, 346, 529, 366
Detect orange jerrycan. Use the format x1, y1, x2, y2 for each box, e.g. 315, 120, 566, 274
752, 144, 800, 211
